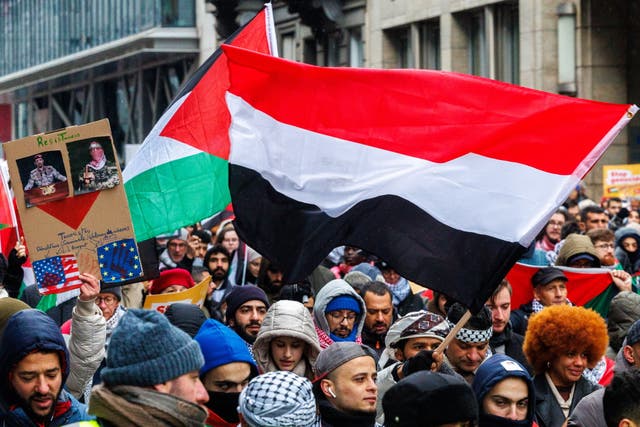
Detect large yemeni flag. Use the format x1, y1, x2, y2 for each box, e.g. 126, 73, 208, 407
123, 5, 277, 241
506, 262, 616, 317
223, 45, 637, 312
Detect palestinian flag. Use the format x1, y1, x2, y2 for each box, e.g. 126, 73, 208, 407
123, 4, 278, 241
223, 45, 637, 312
506, 262, 618, 318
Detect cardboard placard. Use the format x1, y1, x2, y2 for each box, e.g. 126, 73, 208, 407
4, 119, 143, 294
143, 276, 210, 313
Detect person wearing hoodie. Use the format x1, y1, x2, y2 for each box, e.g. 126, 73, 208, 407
0, 309, 92, 426
313, 279, 366, 349
195, 318, 259, 427
614, 226, 640, 274
606, 291, 640, 359
253, 300, 321, 380
473, 354, 536, 427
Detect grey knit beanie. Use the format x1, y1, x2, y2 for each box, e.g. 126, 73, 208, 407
101, 308, 204, 386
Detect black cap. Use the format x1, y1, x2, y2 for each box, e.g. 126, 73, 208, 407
383, 371, 478, 427
531, 267, 568, 288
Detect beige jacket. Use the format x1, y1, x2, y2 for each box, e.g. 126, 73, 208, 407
253, 300, 321, 380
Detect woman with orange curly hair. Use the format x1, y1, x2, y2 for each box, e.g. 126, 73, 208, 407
523, 305, 608, 427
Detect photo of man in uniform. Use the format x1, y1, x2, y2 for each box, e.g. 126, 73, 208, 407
23, 153, 67, 190
20, 152, 69, 207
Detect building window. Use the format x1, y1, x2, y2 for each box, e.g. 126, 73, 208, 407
303, 38, 317, 65
282, 32, 296, 60
348, 27, 364, 67
419, 19, 440, 70
496, 3, 519, 84
325, 35, 341, 66
469, 10, 489, 77
385, 18, 440, 70
462, 2, 519, 83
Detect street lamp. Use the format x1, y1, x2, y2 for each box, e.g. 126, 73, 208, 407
557, 2, 577, 96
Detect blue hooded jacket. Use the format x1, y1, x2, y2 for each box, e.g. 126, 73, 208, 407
0, 309, 91, 426
473, 354, 536, 427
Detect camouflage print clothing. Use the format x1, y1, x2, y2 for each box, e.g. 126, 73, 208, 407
79, 161, 120, 191
24, 165, 67, 190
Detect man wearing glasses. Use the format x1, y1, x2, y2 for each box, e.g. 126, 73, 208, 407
313, 278, 366, 349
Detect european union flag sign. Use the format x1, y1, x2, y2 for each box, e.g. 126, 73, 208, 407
98, 238, 143, 283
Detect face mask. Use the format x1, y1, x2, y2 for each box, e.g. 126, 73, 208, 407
206, 391, 241, 423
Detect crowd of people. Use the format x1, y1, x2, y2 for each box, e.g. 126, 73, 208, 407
2, 193, 640, 427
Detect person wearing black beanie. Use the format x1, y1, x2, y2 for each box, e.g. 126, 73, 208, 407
224, 286, 270, 345
383, 370, 478, 427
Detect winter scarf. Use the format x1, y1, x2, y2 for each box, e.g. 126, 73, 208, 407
90, 384, 207, 427
386, 277, 410, 307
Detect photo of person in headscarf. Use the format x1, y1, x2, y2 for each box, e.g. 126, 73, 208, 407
75, 140, 120, 194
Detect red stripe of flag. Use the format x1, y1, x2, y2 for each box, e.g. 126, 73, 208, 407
223, 45, 632, 175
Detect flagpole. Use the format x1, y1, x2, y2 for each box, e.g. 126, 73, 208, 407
240, 243, 248, 285
435, 310, 471, 354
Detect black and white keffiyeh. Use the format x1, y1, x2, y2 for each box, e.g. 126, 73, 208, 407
447, 320, 492, 343
238, 370, 319, 427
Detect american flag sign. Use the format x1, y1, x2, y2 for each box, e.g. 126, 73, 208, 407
33, 254, 83, 295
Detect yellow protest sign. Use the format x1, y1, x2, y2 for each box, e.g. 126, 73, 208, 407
143, 276, 210, 314
603, 164, 640, 198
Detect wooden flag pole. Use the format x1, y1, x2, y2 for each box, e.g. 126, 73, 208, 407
434, 310, 471, 354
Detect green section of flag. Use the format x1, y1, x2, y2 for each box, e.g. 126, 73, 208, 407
36, 293, 57, 313
125, 152, 231, 241
583, 284, 619, 318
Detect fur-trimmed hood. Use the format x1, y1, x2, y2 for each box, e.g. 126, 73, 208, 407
252, 300, 321, 379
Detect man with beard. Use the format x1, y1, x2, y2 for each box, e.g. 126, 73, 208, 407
580, 205, 610, 232
23, 153, 67, 190
535, 210, 566, 252
313, 279, 366, 349
225, 286, 270, 346
0, 309, 91, 425
361, 281, 395, 356
204, 245, 234, 320
195, 319, 258, 427
257, 260, 285, 302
